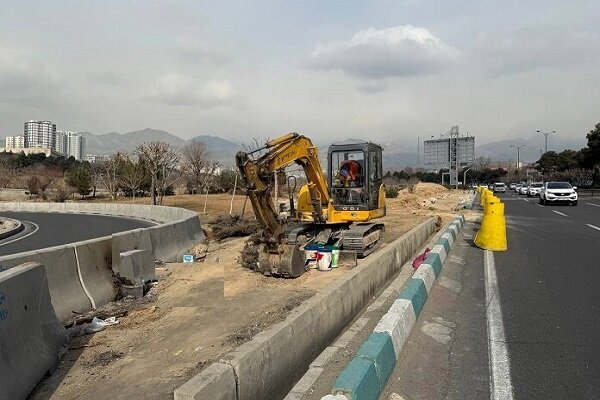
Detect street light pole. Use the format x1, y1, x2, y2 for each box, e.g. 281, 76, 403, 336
463, 167, 472, 188
510, 144, 526, 175
537, 130, 556, 153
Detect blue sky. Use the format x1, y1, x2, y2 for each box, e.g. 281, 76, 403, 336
1, 1, 599, 148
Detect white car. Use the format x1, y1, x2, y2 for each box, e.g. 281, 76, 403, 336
527, 182, 544, 197
519, 184, 529, 195
493, 183, 506, 193
514, 183, 522, 193
539, 182, 578, 206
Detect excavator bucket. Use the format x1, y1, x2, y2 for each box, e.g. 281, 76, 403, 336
258, 243, 306, 278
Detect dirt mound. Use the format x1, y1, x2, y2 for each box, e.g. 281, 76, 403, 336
412, 182, 449, 197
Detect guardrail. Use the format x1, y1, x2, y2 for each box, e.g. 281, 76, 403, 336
0, 202, 205, 321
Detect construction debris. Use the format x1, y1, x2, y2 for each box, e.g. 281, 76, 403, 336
209, 215, 259, 241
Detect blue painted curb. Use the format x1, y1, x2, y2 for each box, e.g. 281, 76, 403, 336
329, 216, 465, 400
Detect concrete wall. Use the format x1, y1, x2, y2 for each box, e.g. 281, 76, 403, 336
0, 202, 205, 321
0, 262, 68, 400
175, 217, 436, 400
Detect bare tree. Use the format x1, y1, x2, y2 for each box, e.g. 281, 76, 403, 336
182, 141, 211, 194
0, 158, 16, 188
99, 153, 123, 200
136, 141, 181, 205
119, 154, 147, 203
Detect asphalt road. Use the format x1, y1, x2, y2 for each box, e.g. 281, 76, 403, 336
495, 190, 600, 398
0, 212, 155, 256
384, 190, 600, 399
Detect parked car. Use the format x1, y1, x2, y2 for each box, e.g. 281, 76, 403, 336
509, 182, 517, 190
519, 184, 530, 195
514, 183, 522, 193
493, 182, 507, 193
527, 182, 544, 197
539, 182, 578, 205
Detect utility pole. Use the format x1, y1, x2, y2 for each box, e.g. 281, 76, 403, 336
417, 136, 420, 168
510, 144, 526, 174
537, 130, 556, 153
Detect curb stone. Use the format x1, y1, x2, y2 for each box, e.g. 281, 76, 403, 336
329, 215, 465, 400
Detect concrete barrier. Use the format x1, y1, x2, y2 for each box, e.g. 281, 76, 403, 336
74, 237, 116, 308
119, 249, 155, 284
0, 246, 92, 321
175, 217, 437, 400
0, 262, 68, 400
0, 202, 206, 321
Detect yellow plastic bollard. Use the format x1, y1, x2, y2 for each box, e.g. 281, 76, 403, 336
474, 199, 507, 251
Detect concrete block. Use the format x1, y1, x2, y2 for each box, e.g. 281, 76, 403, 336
412, 264, 436, 294
0, 263, 68, 400
112, 229, 153, 275
174, 362, 236, 400
425, 250, 443, 277
333, 357, 380, 400
119, 249, 154, 284
356, 332, 396, 389
221, 321, 296, 400
440, 232, 454, 247
447, 224, 459, 239
0, 246, 92, 321
373, 299, 416, 358
436, 237, 451, 254
430, 244, 447, 264
399, 278, 428, 317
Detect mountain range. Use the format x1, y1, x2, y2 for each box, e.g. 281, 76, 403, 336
1, 128, 588, 168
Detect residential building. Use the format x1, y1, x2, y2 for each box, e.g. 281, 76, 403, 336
56, 131, 85, 160
84, 154, 110, 163
5, 135, 25, 149
24, 120, 56, 149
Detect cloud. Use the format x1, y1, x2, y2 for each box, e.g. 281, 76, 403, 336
475, 29, 600, 75
174, 37, 232, 65
307, 25, 460, 79
145, 73, 235, 106
0, 43, 60, 105
357, 80, 389, 94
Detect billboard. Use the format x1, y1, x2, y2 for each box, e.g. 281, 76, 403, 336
423, 137, 475, 170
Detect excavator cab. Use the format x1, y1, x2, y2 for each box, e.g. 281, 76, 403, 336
328, 142, 384, 211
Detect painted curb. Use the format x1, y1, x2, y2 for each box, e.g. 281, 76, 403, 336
330, 215, 465, 400
0, 217, 24, 241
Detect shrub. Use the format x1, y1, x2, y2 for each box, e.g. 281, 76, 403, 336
386, 186, 399, 198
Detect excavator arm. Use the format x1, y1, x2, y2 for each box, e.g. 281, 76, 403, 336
235, 133, 330, 277
235, 133, 329, 238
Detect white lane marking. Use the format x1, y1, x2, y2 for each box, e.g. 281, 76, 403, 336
586, 203, 600, 207
523, 198, 529, 202
535, 203, 543, 207
552, 210, 568, 217
587, 224, 600, 232
485, 250, 514, 400
0, 221, 40, 247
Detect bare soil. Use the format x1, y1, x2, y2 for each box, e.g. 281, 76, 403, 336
29, 184, 473, 400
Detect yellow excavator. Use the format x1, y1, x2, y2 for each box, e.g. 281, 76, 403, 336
235, 132, 386, 277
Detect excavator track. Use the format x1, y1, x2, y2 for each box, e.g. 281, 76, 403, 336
340, 223, 385, 258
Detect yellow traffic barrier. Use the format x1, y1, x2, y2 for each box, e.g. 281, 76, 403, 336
474, 197, 507, 251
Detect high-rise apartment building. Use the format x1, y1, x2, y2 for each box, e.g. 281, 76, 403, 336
56, 131, 85, 160
5, 135, 25, 148
24, 120, 56, 149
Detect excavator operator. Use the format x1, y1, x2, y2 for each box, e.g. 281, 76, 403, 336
336, 159, 362, 187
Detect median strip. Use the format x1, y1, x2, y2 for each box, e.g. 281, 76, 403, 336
328, 215, 466, 400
